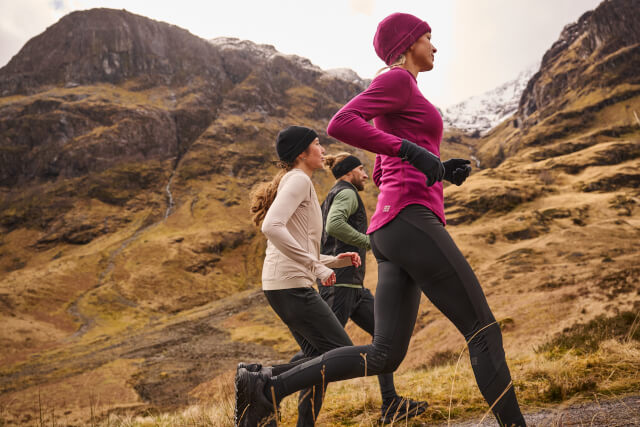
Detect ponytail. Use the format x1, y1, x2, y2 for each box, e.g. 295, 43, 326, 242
249, 161, 294, 227
324, 152, 352, 170
375, 54, 407, 77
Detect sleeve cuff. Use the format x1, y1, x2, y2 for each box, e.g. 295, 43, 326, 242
313, 262, 334, 281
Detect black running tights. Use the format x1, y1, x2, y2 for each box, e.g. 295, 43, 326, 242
270, 205, 526, 426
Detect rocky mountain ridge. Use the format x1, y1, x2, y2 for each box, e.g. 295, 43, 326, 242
0, 9, 228, 95
474, 0, 640, 168
0, 10, 366, 188
517, 0, 640, 124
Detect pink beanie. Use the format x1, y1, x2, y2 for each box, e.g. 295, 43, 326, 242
373, 13, 431, 65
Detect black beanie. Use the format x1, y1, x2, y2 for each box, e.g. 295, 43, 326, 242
276, 126, 318, 163
331, 155, 362, 178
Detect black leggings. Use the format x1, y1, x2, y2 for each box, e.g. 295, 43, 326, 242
293, 285, 399, 401
270, 205, 525, 426
265, 287, 353, 427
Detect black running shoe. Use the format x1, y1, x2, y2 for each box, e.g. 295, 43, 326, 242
234, 367, 276, 427
379, 396, 428, 424
237, 363, 279, 426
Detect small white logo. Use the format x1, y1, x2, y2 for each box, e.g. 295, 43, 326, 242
383, 205, 391, 212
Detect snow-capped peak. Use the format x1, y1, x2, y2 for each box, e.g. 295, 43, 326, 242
325, 68, 370, 87
209, 37, 279, 60
443, 63, 539, 135
209, 37, 367, 85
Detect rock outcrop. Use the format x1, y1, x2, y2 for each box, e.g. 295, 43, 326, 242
472, 0, 640, 168
0, 8, 230, 95
0, 9, 365, 194
517, 0, 640, 123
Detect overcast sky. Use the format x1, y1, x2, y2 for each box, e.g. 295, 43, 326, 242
0, 0, 602, 108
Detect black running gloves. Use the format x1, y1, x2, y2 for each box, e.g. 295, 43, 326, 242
443, 158, 472, 186
397, 140, 471, 187
399, 139, 445, 186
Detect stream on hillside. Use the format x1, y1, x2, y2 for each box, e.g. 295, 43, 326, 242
468, 144, 481, 168
66, 155, 180, 338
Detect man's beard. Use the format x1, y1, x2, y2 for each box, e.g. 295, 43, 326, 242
352, 179, 365, 191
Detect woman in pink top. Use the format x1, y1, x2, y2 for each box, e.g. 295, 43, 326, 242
236, 14, 526, 427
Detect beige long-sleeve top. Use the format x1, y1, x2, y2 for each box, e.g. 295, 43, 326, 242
261, 168, 352, 290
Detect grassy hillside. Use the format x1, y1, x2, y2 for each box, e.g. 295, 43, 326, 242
1, 2, 639, 426
0, 78, 378, 425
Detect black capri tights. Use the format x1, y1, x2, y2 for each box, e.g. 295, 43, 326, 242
271, 205, 525, 426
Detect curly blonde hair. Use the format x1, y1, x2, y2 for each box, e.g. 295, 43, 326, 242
249, 161, 295, 227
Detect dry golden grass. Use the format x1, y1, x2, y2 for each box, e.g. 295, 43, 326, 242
92, 336, 639, 426
0, 83, 183, 109
0, 359, 143, 426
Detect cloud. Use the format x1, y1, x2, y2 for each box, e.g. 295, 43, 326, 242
51, 0, 65, 10
0, 0, 72, 67
350, 0, 374, 16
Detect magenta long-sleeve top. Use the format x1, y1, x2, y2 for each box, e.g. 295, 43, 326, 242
327, 67, 445, 233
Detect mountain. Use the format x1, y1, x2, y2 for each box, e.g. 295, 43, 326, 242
1, 1, 639, 425
443, 63, 538, 136
0, 8, 379, 424
441, 0, 639, 385
476, 0, 640, 167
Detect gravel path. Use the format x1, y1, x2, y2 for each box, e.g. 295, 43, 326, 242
435, 395, 640, 426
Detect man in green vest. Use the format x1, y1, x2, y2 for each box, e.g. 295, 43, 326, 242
318, 152, 428, 424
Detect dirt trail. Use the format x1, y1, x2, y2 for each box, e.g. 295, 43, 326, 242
434, 395, 640, 426
66, 221, 151, 338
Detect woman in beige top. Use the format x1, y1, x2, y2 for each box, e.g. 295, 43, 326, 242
244, 125, 360, 427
